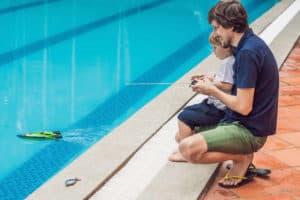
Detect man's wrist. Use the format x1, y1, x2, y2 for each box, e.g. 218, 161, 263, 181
210, 85, 220, 98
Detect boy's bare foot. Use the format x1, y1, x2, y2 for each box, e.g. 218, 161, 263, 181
168, 150, 187, 162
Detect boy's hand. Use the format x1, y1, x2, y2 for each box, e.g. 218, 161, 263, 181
205, 74, 215, 81
189, 80, 198, 87
191, 74, 205, 81
191, 74, 215, 81
191, 77, 217, 96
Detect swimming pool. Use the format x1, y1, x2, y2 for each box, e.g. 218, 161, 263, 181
0, 0, 279, 199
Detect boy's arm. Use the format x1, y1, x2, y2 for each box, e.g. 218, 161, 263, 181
192, 79, 254, 116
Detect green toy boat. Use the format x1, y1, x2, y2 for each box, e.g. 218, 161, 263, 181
17, 131, 62, 140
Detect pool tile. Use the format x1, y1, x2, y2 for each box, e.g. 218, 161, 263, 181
284, 65, 300, 71
286, 63, 300, 68
252, 152, 288, 169
201, 183, 240, 200
266, 148, 300, 166
285, 56, 300, 62
286, 57, 300, 62
279, 95, 300, 106
295, 167, 300, 171
285, 109, 300, 119
276, 118, 300, 133
231, 178, 274, 198
280, 86, 300, 96
280, 77, 300, 86
290, 51, 300, 57
281, 64, 300, 71
279, 72, 291, 78
294, 95, 300, 100
267, 168, 300, 186
244, 193, 296, 200
280, 69, 300, 76
290, 190, 300, 198
277, 107, 300, 120
287, 105, 300, 112
260, 136, 293, 151
276, 132, 300, 147
241, 169, 300, 198
279, 81, 289, 87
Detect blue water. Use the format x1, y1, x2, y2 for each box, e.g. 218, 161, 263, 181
0, 0, 279, 199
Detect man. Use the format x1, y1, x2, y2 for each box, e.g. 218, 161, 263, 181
169, 0, 279, 188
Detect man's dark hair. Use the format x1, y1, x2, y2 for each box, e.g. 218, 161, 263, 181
208, 0, 248, 33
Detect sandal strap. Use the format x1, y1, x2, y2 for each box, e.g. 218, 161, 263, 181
224, 173, 247, 180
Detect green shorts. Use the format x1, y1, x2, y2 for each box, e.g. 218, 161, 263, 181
195, 122, 267, 154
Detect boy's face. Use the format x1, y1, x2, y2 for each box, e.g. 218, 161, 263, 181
213, 45, 230, 60
211, 20, 234, 48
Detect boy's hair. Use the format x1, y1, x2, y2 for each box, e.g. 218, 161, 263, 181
209, 33, 233, 55
209, 33, 222, 46
208, 0, 248, 33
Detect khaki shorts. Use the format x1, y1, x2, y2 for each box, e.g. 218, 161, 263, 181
195, 121, 267, 154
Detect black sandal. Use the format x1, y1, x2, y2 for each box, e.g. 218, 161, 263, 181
226, 163, 271, 177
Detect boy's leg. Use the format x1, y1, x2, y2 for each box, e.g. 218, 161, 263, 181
169, 119, 196, 162
175, 120, 194, 143
175, 101, 224, 143
169, 120, 192, 162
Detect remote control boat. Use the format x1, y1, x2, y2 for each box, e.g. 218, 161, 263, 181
17, 131, 62, 140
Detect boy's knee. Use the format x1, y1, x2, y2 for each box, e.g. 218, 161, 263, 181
177, 112, 186, 121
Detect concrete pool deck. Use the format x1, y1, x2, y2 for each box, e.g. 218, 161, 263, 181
28, 0, 300, 199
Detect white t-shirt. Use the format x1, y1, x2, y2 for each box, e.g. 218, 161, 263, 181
207, 55, 235, 110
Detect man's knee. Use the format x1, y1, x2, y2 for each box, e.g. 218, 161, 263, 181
179, 135, 207, 163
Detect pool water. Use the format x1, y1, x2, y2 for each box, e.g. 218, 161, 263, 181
0, 0, 279, 199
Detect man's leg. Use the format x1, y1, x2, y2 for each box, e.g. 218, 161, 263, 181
170, 102, 224, 162
178, 133, 253, 186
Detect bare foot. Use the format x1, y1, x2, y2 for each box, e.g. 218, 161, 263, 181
168, 150, 187, 162
218, 154, 253, 187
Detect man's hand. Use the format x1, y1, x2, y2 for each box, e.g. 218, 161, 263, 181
191, 77, 217, 96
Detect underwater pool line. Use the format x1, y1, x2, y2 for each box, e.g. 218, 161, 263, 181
0, 0, 173, 67
0, 0, 62, 15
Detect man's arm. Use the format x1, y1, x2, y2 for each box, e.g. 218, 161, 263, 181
214, 81, 232, 93
213, 87, 254, 115
192, 79, 254, 116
